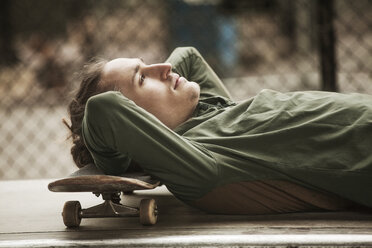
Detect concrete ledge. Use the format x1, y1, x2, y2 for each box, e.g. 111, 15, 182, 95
1, 179, 372, 247
2, 234, 372, 248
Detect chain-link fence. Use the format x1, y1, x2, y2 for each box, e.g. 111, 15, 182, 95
0, 0, 371, 180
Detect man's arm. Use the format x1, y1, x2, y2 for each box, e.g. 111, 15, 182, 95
82, 91, 218, 201
166, 47, 232, 100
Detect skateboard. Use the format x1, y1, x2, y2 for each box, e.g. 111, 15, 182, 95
48, 163, 160, 228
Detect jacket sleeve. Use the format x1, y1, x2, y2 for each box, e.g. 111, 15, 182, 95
165, 47, 232, 100
82, 91, 218, 201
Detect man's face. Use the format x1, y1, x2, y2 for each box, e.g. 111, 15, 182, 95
101, 58, 200, 129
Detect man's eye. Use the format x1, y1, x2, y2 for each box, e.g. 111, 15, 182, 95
140, 75, 145, 85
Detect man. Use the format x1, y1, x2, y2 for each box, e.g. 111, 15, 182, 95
67, 47, 372, 214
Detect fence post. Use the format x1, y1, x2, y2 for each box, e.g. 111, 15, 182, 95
317, 0, 338, 92
0, 0, 18, 65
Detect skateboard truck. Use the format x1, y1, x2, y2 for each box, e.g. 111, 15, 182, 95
62, 191, 158, 228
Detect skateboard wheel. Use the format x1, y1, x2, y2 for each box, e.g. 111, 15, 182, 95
62, 201, 82, 228
139, 199, 158, 225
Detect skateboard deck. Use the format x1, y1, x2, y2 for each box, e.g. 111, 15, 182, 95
48, 164, 160, 228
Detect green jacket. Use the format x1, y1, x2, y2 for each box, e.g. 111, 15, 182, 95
82, 47, 372, 208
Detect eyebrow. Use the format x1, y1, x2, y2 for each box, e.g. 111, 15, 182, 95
131, 58, 145, 86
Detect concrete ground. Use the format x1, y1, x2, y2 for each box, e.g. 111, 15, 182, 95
1, 179, 372, 247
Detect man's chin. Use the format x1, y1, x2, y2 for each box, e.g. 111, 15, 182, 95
188, 80, 199, 89
188, 82, 200, 101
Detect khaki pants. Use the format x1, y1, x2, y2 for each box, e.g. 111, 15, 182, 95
191, 180, 360, 214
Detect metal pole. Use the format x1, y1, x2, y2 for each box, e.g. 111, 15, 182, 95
317, 0, 338, 92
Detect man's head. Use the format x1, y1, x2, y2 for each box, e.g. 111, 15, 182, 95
66, 57, 200, 168
101, 58, 200, 129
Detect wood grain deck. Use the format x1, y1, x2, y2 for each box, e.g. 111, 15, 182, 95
48, 175, 160, 192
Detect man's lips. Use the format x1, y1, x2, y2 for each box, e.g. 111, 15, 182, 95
174, 75, 180, 89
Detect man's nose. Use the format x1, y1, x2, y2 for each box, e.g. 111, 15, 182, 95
145, 63, 172, 80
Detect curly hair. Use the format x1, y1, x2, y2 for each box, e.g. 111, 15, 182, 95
63, 58, 108, 168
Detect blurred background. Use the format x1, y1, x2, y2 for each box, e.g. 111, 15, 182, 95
0, 0, 371, 180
